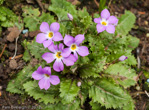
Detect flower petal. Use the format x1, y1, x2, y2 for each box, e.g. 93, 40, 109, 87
62, 54, 76, 66
43, 67, 51, 75
32, 71, 44, 80
58, 43, 64, 51
64, 35, 74, 46
43, 39, 52, 48
53, 32, 63, 41
96, 24, 106, 33
53, 60, 64, 72
37, 66, 44, 73
36, 33, 47, 43
106, 25, 115, 34
101, 9, 110, 19
50, 22, 60, 32
48, 44, 58, 53
94, 18, 101, 23
77, 46, 89, 56
75, 34, 84, 45
42, 52, 55, 63
61, 48, 71, 57
73, 51, 78, 60
40, 22, 50, 33
108, 16, 118, 25
50, 75, 60, 85
38, 78, 50, 90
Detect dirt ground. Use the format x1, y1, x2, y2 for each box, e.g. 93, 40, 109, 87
0, 0, 149, 110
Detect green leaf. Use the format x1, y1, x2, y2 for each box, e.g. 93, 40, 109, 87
105, 63, 137, 88
6, 65, 34, 94
117, 11, 136, 35
89, 79, 134, 109
39, 99, 81, 110
60, 79, 80, 104
78, 64, 99, 78
23, 81, 60, 104
49, 0, 77, 21
23, 50, 31, 62
127, 35, 140, 49
90, 101, 106, 110
23, 6, 55, 31
24, 39, 49, 59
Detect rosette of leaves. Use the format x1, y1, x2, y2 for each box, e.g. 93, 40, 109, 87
7, 0, 140, 110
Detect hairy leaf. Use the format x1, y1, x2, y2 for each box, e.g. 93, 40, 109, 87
60, 79, 80, 104
23, 81, 60, 104
117, 11, 136, 35
89, 79, 133, 109
105, 63, 137, 88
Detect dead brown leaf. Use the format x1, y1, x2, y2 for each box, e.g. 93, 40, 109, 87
67, 0, 81, 5
7, 26, 21, 42
29, 30, 41, 37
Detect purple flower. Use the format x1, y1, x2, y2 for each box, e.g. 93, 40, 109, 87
119, 55, 128, 61
61, 34, 89, 60
67, 13, 73, 21
32, 66, 60, 90
42, 43, 76, 72
94, 9, 118, 34
36, 22, 63, 48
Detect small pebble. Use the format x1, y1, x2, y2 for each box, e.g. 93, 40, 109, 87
9, 59, 18, 69
22, 29, 28, 34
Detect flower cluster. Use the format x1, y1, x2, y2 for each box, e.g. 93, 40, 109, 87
32, 9, 119, 90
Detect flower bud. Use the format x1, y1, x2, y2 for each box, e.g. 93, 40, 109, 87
77, 81, 81, 87
67, 13, 73, 21
119, 55, 128, 61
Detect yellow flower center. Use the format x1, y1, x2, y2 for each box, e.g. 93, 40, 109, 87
101, 21, 107, 26
44, 74, 50, 77
71, 44, 77, 50
56, 52, 62, 59
48, 32, 53, 38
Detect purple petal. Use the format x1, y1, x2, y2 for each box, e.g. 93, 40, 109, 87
50, 22, 60, 32
62, 54, 76, 66
73, 51, 78, 60
94, 18, 101, 23
48, 44, 58, 53
37, 66, 44, 73
75, 34, 84, 45
101, 9, 110, 19
36, 33, 47, 43
40, 22, 50, 33
53, 32, 63, 41
61, 48, 71, 57
50, 75, 60, 85
77, 46, 89, 56
108, 16, 118, 25
43, 67, 51, 75
38, 78, 50, 90
58, 43, 64, 51
106, 25, 115, 34
42, 52, 55, 63
96, 24, 106, 33
32, 71, 44, 80
53, 60, 64, 72
43, 39, 52, 48
64, 35, 74, 46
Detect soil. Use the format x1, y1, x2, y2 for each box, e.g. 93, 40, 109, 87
0, 0, 149, 110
